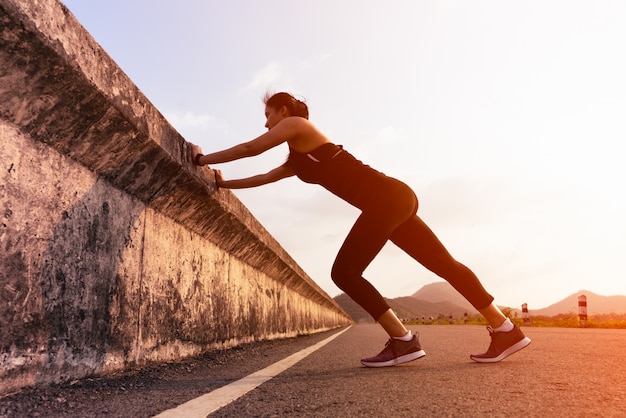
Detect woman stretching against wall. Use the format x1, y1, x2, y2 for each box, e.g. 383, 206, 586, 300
189, 92, 531, 367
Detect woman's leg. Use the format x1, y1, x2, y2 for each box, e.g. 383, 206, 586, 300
333, 207, 428, 367
479, 302, 508, 329
389, 215, 507, 327
331, 210, 402, 329
331, 184, 416, 336
377, 308, 409, 337
390, 214, 533, 362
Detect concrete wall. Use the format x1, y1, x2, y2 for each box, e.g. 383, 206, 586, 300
0, 0, 351, 395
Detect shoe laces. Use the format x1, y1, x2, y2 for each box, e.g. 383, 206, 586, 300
484, 327, 498, 352
383, 338, 400, 355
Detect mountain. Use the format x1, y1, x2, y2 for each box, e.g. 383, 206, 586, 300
411, 282, 479, 315
387, 296, 472, 320
334, 283, 626, 323
334, 281, 478, 323
333, 293, 374, 323
529, 290, 626, 316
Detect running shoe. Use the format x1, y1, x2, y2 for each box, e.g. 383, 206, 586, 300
470, 324, 531, 363
361, 333, 426, 368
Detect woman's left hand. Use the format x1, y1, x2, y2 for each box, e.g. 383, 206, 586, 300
188, 142, 204, 165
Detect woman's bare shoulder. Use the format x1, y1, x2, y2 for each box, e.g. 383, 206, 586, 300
286, 118, 331, 152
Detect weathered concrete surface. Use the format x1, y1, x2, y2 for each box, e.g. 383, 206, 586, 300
0, 0, 351, 395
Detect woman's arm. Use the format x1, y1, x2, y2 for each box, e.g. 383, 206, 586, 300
197, 118, 302, 165
216, 164, 295, 189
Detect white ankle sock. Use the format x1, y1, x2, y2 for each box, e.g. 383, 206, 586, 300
392, 330, 412, 341
493, 318, 514, 333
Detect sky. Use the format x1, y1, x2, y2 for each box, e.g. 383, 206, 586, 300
62, 0, 626, 310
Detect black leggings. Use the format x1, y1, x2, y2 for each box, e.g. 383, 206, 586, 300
330, 180, 494, 321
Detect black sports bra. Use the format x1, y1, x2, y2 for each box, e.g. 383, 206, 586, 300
287, 143, 392, 209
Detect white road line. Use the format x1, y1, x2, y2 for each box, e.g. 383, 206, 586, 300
153, 326, 351, 418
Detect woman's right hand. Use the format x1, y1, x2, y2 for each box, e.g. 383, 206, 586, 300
213, 169, 224, 187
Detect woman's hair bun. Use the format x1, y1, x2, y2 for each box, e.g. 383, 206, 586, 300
264, 92, 309, 119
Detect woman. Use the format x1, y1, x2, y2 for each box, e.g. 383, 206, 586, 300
190, 92, 530, 367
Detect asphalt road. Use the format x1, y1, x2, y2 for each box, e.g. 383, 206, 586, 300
2, 324, 625, 417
